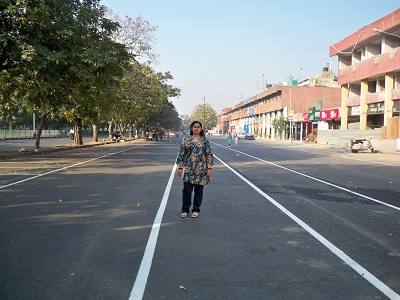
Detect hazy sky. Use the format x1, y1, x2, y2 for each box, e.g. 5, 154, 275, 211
100, 0, 399, 116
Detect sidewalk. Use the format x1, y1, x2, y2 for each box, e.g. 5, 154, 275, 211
254, 137, 399, 155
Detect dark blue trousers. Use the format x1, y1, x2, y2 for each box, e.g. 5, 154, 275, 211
182, 181, 204, 213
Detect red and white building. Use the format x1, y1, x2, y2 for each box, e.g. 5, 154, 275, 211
330, 8, 400, 139
216, 70, 341, 140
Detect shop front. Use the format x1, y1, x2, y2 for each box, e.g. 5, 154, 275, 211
367, 102, 385, 128
320, 108, 340, 129
348, 105, 361, 125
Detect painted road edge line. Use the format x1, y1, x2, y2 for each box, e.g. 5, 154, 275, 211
213, 142, 400, 212
0, 145, 143, 190
129, 164, 177, 300
215, 154, 400, 300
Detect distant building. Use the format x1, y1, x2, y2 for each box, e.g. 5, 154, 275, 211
329, 8, 400, 139
217, 69, 341, 140
299, 64, 339, 88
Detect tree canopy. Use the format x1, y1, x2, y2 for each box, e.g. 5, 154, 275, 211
0, 0, 181, 148
189, 103, 217, 132
272, 116, 287, 138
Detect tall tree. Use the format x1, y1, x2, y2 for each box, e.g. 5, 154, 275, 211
61, 2, 130, 145
190, 103, 217, 131
0, 0, 130, 148
115, 62, 180, 137
106, 10, 158, 65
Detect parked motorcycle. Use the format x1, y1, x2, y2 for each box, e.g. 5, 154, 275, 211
350, 137, 374, 153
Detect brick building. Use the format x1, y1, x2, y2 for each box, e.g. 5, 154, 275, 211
329, 8, 400, 139
217, 71, 341, 140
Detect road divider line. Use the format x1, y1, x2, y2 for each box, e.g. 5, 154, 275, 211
212, 142, 400, 212
0, 146, 143, 190
215, 154, 400, 300
129, 164, 177, 300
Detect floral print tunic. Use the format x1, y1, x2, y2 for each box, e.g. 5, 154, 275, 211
176, 135, 214, 185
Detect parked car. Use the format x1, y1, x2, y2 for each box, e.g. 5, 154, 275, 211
245, 134, 255, 140
237, 133, 246, 139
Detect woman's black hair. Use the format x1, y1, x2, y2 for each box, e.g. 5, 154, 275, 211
190, 120, 205, 137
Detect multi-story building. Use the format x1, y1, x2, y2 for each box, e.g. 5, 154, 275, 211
330, 8, 400, 139
217, 70, 341, 140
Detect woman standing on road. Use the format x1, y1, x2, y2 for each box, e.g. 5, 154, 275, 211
176, 121, 214, 218
227, 132, 232, 148
234, 134, 239, 148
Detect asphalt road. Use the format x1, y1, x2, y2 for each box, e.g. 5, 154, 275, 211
0, 137, 399, 300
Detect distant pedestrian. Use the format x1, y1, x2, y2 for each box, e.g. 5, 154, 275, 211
234, 134, 239, 147
176, 121, 214, 218
69, 128, 75, 143
227, 132, 232, 148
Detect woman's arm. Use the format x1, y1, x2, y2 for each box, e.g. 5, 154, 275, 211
204, 139, 214, 167
176, 138, 189, 175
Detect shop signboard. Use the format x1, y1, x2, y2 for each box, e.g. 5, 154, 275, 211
320, 108, 340, 120
288, 109, 295, 121
315, 101, 322, 111
350, 106, 360, 116
308, 107, 315, 121
368, 102, 385, 114
315, 101, 322, 120
297, 113, 304, 122
303, 112, 308, 122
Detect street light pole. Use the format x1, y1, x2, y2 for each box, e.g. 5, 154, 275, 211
289, 88, 292, 143
32, 112, 35, 137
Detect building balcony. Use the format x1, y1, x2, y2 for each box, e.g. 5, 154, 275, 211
391, 88, 400, 100
338, 48, 400, 85
365, 91, 385, 104
346, 96, 360, 106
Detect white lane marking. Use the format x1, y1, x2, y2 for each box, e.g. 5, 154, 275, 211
214, 154, 400, 300
129, 164, 177, 300
212, 142, 400, 212
342, 155, 400, 167
0, 146, 143, 190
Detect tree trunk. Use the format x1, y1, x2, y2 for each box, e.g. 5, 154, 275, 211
75, 117, 83, 145
118, 123, 124, 135
35, 113, 47, 149
92, 123, 98, 142
129, 125, 134, 138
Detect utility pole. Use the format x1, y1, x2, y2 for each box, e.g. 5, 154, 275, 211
289, 88, 292, 143
32, 112, 35, 137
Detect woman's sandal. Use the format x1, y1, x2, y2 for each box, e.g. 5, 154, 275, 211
191, 212, 199, 218
181, 212, 188, 218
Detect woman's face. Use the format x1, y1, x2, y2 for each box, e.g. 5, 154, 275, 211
192, 123, 202, 134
